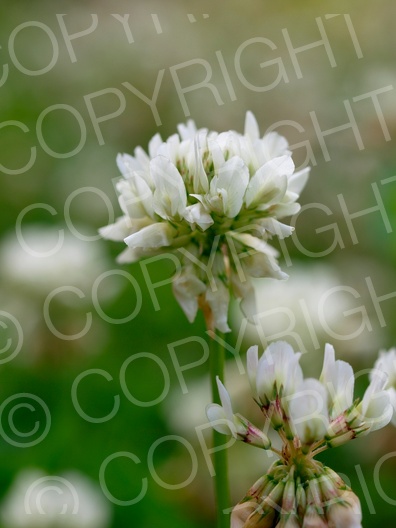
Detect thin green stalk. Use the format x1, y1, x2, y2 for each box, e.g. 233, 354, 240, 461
209, 331, 230, 528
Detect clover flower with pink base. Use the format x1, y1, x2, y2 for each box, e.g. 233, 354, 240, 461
207, 342, 393, 528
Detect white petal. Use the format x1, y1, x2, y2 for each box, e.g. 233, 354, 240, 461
289, 378, 329, 443
259, 218, 294, 239
228, 232, 279, 258
360, 369, 392, 432
362, 391, 392, 432
288, 167, 310, 195
134, 146, 151, 172
99, 217, 131, 241
177, 119, 198, 140
242, 251, 288, 281
245, 156, 294, 208
186, 134, 209, 193
134, 173, 154, 218
321, 344, 354, 418
216, 377, 234, 421
150, 156, 187, 218
116, 178, 149, 219
256, 341, 303, 402
206, 404, 232, 435
215, 156, 249, 218
208, 136, 225, 173
244, 111, 260, 141
183, 203, 213, 231
270, 201, 301, 218
124, 222, 176, 249
320, 343, 336, 383
116, 247, 144, 264
261, 132, 290, 159
148, 133, 163, 158
172, 270, 206, 322
117, 153, 137, 176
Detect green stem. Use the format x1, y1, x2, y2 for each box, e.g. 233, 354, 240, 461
209, 331, 230, 528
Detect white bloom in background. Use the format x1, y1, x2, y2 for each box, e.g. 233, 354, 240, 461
0, 226, 117, 362
0, 226, 111, 296
100, 112, 310, 332
1, 469, 111, 528
206, 341, 392, 527
371, 348, 396, 426
231, 263, 381, 355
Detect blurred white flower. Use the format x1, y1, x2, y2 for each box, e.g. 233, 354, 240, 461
206, 341, 391, 527
101, 112, 309, 332
0, 226, 110, 296
231, 263, 381, 355
0, 225, 119, 363
1, 469, 111, 528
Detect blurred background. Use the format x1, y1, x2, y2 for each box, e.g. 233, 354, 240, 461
1, 0, 396, 526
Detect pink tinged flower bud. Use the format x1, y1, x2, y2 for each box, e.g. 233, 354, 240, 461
281, 470, 296, 514
245, 481, 285, 528
326, 413, 350, 437
275, 514, 301, 528
326, 429, 356, 448
245, 475, 270, 500
296, 482, 306, 521
206, 378, 272, 448
235, 414, 272, 449
231, 501, 257, 528
323, 468, 349, 491
306, 479, 324, 514
302, 504, 328, 528
269, 399, 285, 431
326, 490, 362, 528
317, 473, 341, 505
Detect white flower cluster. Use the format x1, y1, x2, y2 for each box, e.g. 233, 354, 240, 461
206, 341, 393, 527
100, 113, 309, 332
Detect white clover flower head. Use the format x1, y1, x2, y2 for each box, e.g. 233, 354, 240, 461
206, 341, 392, 527
100, 112, 310, 332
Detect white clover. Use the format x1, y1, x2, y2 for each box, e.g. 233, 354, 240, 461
206, 341, 392, 528
100, 112, 310, 331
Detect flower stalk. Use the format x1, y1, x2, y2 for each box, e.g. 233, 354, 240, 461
209, 329, 230, 528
